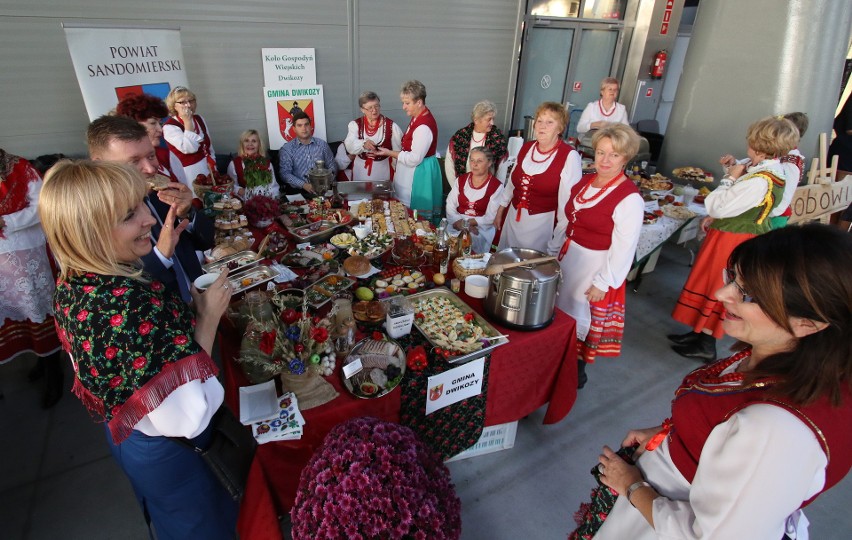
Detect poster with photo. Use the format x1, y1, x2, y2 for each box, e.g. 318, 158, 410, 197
263, 85, 326, 149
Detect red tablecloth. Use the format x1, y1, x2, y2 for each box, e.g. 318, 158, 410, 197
223, 287, 577, 537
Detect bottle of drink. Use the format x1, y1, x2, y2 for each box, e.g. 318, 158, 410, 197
435, 220, 449, 274
458, 219, 472, 258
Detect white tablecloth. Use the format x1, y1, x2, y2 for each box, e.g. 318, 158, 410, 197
635, 202, 707, 262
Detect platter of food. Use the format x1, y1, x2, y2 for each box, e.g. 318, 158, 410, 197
305, 275, 356, 308
288, 261, 340, 290
369, 269, 427, 298
258, 230, 289, 258
408, 288, 508, 364
673, 166, 713, 183
347, 233, 394, 259
341, 337, 406, 399
228, 265, 277, 294
640, 174, 674, 192
288, 220, 348, 243
660, 204, 697, 220
643, 211, 663, 225
330, 232, 358, 249
391, 237, 426, 267
202, 250, 260, 274
280, 244, 337, 268
352, 300, 386, 325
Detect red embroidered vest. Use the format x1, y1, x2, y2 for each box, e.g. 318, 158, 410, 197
510, 141, 573, 216
1, 157, 36, 217
355, 116, 394, 161
401, 108, 438, 157
457, 173, 502, 217
232, 156, 246, 187
164, 115, 212, 167
668, 361, 852, 508
563, 174, 638, 250
155, 146, 173, 175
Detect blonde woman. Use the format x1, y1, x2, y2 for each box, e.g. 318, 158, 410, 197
163, 86, 217, 195
227, 129, 279, 199
40, 160, 237, 539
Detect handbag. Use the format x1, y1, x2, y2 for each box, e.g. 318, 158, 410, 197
171, 405, 257, 501
569, 445, 638, 539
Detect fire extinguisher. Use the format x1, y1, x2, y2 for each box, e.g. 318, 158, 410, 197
650, 50, 667, 79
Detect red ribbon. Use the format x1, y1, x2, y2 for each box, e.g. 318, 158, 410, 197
645, 418, 672, 452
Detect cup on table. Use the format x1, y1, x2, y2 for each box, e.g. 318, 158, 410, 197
193, 272, 221, 291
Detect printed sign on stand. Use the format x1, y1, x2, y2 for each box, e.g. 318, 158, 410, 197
263, 84, 327, 149
261, 48, 316, 86
425, 358, 485, 415
63, 25, 189, 120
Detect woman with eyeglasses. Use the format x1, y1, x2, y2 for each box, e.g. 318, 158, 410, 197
445, 146, 504, 254
162, 86, 217, 197
669, 116, 799, 363
116, 93, 173, 178
343, 91, 403, 182
550, 123, 644, 388
577, 224, 852, 540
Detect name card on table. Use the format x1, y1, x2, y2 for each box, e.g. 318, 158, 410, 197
425, 358, 485, 415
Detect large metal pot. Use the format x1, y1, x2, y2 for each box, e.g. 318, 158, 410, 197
484, 248, 561, 330
307, 160, 333, 195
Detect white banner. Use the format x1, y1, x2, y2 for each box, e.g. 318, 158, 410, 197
263, 85, 327, 150
262, 48, 316, 86
64, 25, 189, 120
425, 358, 485, 415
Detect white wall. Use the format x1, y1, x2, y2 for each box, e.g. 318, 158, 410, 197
0, 0, 522, 159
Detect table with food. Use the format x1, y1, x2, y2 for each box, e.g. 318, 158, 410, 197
195, 182, 579, 538
626, 168, 713, 287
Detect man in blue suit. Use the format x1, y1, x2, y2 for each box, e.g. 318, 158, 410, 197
87, 115, 214, 302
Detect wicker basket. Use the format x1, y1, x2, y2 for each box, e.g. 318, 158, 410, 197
452, 254, 488, 280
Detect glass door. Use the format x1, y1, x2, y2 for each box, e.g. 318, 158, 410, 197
512, 19, 624, 137
513, 26, 575, 130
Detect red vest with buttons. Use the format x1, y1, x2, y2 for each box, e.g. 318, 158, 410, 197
401, 108, 438, 157
510, 141, 573, 216
563, 173, 638, 250
164, 115, 212, 167
456, 172, 502, 217
667, 360, 852, 508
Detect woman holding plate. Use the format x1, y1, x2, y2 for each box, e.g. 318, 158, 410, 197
344, 91, 403, 182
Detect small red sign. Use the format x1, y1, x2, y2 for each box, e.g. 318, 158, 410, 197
573, 81, 582, 92
660, 22, 669, 35
663, 10, 671, 23
646, 88, 653, 98
666, 0, 674, 8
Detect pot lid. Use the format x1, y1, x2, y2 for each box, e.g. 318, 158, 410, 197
488, 247, 560, 281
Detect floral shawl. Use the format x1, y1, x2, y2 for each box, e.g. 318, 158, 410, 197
447, 123, 508, 177
53, 273, 218, 444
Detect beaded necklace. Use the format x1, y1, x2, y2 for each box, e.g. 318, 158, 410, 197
598, 100, 616, 117
530, 141, 559, 163
363, 115, 381, 137
574, 173, 625, 205
471, 130, 486, 144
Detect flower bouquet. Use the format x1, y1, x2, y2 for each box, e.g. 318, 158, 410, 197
242, 155, 274, 189
243, 194, 280, 228
291, 417, 462, 540
237, 293, 338, 408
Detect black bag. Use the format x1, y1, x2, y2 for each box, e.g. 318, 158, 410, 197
171, 406, 257, 501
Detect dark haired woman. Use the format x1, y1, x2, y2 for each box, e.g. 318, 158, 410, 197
581, 224, 852, 539
116, 93, 172, 178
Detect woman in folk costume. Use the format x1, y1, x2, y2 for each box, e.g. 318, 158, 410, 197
574, 225, 852, 540
495, 102, 582, 253
162, 86, 217, 197
115, 92, 174, 179
444, 100, 508, 190
549, 124, 644, 389
344, 91, 403, 181
41, 161, 237, 539
669, 116, 799, 363
576, 77, 630, 138
226, 129, 279, 200
0, 149, 63, 407
375, 80, 443, 223
445, 146, 505, 254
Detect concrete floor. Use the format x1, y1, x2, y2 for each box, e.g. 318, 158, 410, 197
1, 243, 850, 539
